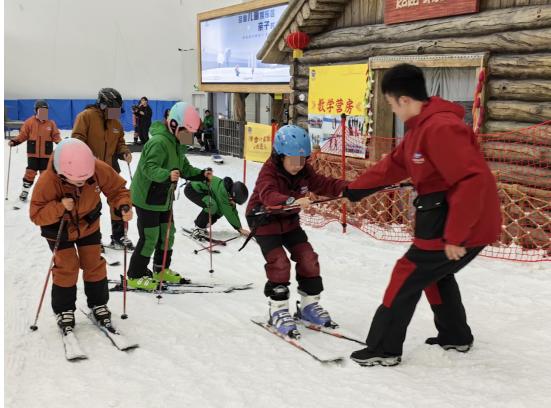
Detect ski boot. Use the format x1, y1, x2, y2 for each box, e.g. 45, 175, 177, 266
152, 266, 190, 284
269, 299, 301, 339
91, 304, 112, 328
109, 236, 135, 251
127, 276, 159, 291
18, 182, 32, 202
190, 227, 208, 241
295, 294, 338, 329
56, 310, 76, 335
425, 337, 473, 353
350, 347, 402, 367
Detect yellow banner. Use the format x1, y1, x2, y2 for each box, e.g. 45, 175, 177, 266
308, 64, 368, 116
244, 122, 272, 163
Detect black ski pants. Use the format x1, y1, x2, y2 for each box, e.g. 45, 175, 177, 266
365, 245, 484, 356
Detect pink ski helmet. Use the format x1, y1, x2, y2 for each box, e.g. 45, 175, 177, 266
167, 102, 201, 134
53, 138, 96, 181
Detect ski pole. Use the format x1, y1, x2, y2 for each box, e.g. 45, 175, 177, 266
156, 182, 177, 301
253, 182, 413, 216
5, 145, 13, 200
193, 235, 241, 254
30, 213, 68, 331
207, 182, 214, 274
127, 162, 133, 182
121, 221, 129, 319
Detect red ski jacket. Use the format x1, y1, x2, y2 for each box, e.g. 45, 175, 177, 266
246, 157, 348, 236
347, 97, 501, 249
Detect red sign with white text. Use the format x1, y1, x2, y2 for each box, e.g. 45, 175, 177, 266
384, 0, 479, 25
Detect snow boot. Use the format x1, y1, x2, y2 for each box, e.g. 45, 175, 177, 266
350, 347, 402, 367
425, 337, 473, 353
269, 299, 300, 339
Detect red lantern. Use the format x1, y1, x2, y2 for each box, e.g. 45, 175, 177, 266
285, 31, 310, 59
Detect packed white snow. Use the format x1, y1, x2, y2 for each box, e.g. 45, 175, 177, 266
4, 131, 551, 408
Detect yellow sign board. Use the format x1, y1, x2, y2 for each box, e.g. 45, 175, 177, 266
244, 122, 272, 163
308, 64, 368, 116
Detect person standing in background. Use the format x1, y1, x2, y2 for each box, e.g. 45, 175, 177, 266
72, 87, 134, 250
133, 96, 152, 145
8, 99, 61, 202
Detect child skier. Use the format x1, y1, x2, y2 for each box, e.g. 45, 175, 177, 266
246, 125, 348, 338
184, 176, 249, 239
344, 63, 501, 366
8, 99, 61, 202
127, 101, 213, 290
29, 138, 132, 332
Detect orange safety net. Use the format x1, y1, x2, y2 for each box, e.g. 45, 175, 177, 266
302, 121, 551, 262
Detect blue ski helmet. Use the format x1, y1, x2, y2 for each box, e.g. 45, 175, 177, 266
273, 125, 311, 157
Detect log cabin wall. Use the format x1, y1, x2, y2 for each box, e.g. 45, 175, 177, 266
331, 0, 551, 29
277, 1, 551, 257
289, 2, 551, 132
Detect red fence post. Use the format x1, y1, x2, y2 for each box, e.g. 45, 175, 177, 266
341, 113, 347, 233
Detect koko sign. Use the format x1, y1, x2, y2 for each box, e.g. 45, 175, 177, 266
384, 0, 479, 25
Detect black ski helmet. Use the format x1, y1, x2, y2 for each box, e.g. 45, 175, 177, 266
34, 99, 48, 111
97, 88, 123, 109
232, 181, 249, 205
224, 177, 248, 205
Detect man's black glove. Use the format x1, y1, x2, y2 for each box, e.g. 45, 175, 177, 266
342, 186, 388, 202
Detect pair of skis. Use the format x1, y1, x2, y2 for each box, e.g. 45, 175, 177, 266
108, 278, 253, 295
62, 308, 138, 361
251, 317, 365, 364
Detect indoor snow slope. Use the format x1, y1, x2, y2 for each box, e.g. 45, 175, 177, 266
4, 136, 551, 408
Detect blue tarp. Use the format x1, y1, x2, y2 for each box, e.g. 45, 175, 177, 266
4, 98, 178, 131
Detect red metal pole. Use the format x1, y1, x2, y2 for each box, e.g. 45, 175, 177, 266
340, 113, 347, 234
271, 119, 278, 144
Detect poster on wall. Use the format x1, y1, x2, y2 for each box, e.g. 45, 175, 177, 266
307, 64, 369, 159
200, 4, 290, 84
244, 122, 272, 163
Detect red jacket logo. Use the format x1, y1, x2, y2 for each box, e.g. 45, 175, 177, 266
412, 152, 425, 164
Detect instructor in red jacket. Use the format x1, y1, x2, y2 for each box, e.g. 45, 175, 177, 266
344, 64, 501, 367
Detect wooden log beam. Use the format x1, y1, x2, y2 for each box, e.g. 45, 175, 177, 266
489, 54, 551, 79
487, 100, 551, 123
290, 21, 327, 34
296, 12, 333, 27
290, 76, 309, 91
482, 141, 551, 164
309, 5, 551, 49
498, 182, 551, 201
290, 62, 309, 77
482, 121, 551, 146
300, 28, 551, 64
308, 0, 346, 12
487, 79, 551, 102
294, 102, 308, 116
300, 4, 340, 20
489, 161, 551, 189
290, 90, 309, 104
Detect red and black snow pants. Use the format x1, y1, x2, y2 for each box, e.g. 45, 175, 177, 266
255, 227, 322, 300
365, 245, 484, 356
